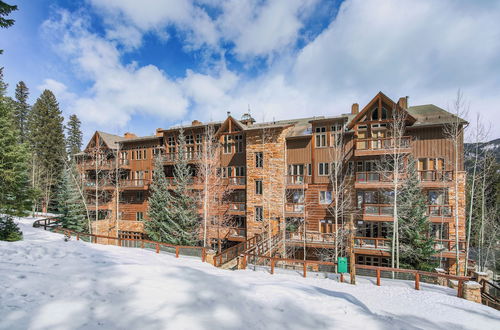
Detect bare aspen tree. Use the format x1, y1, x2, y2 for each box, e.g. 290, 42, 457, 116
464, 115, 489, 274
444, 90, 468, 275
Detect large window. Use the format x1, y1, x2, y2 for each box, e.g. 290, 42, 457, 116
255, 206, 263, 222
319, 191, 332, 204
223, 135, 232, 154
428, 190, 448, 205
320, 219, 334, 233
255, 152, 263, 168
315, 127, 327, 147
234, 134, 243, 153
186, 135, 194, 144
235, 166, 245, 177
318, 162, 329, 176
136, 212, 144, 221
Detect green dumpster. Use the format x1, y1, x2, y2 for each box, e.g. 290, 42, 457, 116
338, 257, 348, 273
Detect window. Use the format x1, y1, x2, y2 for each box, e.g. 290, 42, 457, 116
136, 150, 141, 160
186, 135, 194, 144
143, 149, 147, 159
315, 127, 326, 147
428, 190, 448, 205
318, 162, 329, 176
255, 152, 263, 168
320, 219, 334, 233
255, 180, 263, 195
371, 107, 379, 120
319, 191, 332, 204
136, 212, 144, 221
235, 166, 245, 177
234, 134, 243, 153
196, 134, 202, 144
223, 135, 232, 154
136, 191, 143, 201
255, 206, 263, 222
307, 164, 312, 176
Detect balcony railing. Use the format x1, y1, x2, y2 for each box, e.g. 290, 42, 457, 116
355, 172, 394, 183
363, 204, 394, 216
286, 175, 312, 185
434, 239, 466, 252
226, 227, 246, 238
354, 237, 391, 250
418, 170, 453, 182
285, 231, 336, 243
222, 177, 246, 185
427, 205, 453, 217
356, 136, 412, 151
81, 159, 130, 168
163, 152, 202, 162
228, 202, 246, 212
285, 203, 305, 213
120, 179, 151, 188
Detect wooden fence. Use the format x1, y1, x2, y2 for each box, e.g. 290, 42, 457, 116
52, 228, 207, 262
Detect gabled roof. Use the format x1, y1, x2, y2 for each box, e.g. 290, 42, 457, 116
346, 92, 417, 129
84, 131, 125, 151
215, 116, 247, 136
408, 104, 468, 127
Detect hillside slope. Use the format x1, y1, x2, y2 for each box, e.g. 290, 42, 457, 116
1, 218, 499, 330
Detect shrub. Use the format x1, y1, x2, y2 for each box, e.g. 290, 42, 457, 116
0, 214, 23, 241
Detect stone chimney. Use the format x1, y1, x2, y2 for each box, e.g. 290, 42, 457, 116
398, 96, 409, 109
124, 132, 137, 139
155, 128, 163, 137
191, 120, 202, 126
351, 103, 359, 114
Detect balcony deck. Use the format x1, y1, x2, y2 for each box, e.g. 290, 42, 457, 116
354, 136, 412, 157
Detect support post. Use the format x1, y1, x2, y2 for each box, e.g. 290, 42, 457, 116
340, 273, 344, 283
156, 243, 160, 253
349, 214, 356, 285
415, 273, 420, 290
303, 262, 307, 278
271, 258, 275, 274
176, 247, 179, 258
377, 269, 381, 286
458, 280, 464, 298
202, 248, 206, 262
77, 234, 80, 241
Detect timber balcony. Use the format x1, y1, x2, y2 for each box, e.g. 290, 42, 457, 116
221, 176, 246, 188
162, 152, 202, 163
226, 202, 246, 215
285, 231, 336, 248
224, 227, 247, 242
285, 203, 305, 214
354, 136, 412, 157
361, 204, 454, 221
286, 175, 312, 187
355, 170, 454, 188
354, 237, 466, 258
80, 159, 130, 170
120, 179, 152, 189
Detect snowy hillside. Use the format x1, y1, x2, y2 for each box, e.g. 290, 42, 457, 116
1, 218, 499, 330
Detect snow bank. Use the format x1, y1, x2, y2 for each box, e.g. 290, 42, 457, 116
1, 217, 499, 330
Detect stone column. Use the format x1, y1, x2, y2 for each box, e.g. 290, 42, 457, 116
462, 281, 482, 303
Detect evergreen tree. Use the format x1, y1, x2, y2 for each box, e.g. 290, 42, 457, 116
14, 81, 30, 142
0, 1, 17, 54
0, 68, 32, 216
146, 129, 199, 245
66, 114, 83, 157
57, 163, 88, 232
28, 90, 67, 212
0, 215, 22, 242
397, 157, 437, 271
145, 156, 174, 241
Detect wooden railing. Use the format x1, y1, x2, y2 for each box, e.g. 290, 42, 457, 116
225, 227, 246, 238
355, 264, 470, 297
354, 237, 391, 249
362, 204, 394, 216
480, 279, 500, 310
427, 205, 453, 217
32, 217, 60, 230
222, 177, 246, 185
162, 152, 202, 162
228, 202, 245, 212
286, 175, 312, 185
213, 234, 261, 267
356, 136, 412, 151
285, 203, 305, 213
80, 159, 130, 168
285, 231, 335, 244
355, 172, 394, 183
120, 179, 152, 188
434, 239, 466, 252
52, 228, 206, 262
419, 170, 453, 182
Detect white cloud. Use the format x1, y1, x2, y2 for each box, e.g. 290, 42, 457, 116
41, 10, 189, 127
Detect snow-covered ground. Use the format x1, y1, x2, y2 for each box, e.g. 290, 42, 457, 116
1, 218, 499, 330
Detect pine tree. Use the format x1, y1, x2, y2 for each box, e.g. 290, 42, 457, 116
57, 163, 88, 232
145, 156, 174, 241
397, 157, 437, 271
14, 81, 30, 143
0, 1, 17, 54
0, 68, 32, 216
146, 129, 199, 245
66, 114, 83, 158
0, 214, 22, 241
28, 90, 67, 212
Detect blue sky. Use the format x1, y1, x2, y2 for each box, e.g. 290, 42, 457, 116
1, 0, 500, 142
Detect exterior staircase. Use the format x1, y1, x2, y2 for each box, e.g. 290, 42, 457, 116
214, 227, 283, 269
